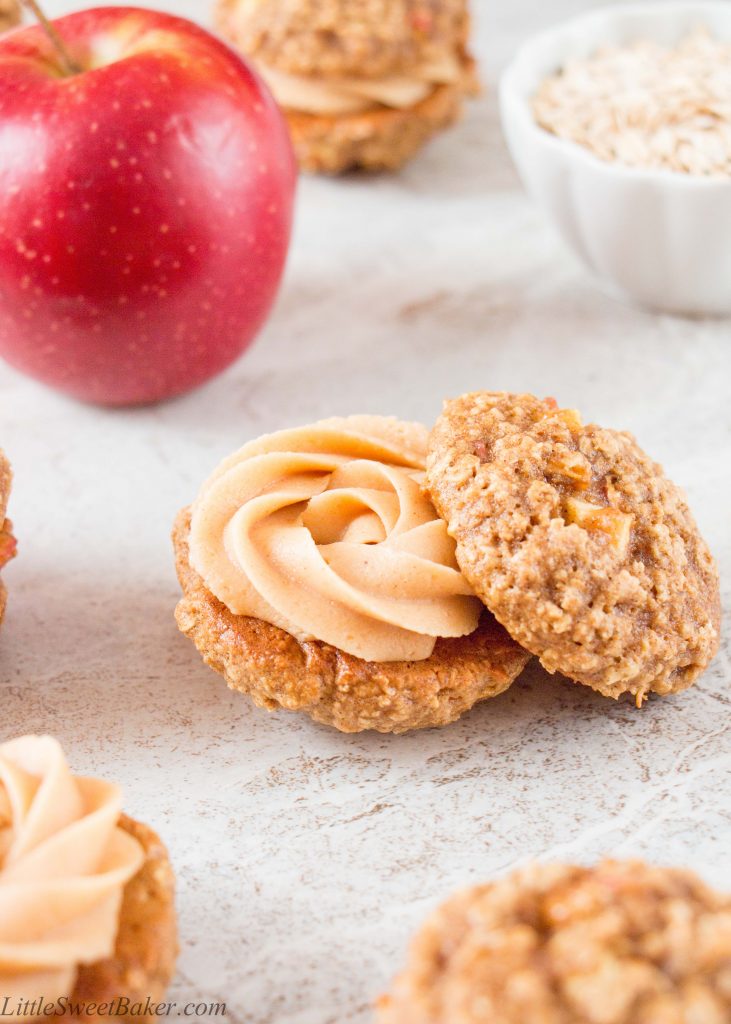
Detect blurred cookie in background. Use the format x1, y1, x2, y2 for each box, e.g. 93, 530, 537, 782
216, 0, 479, 172
378, 860, 731, 1024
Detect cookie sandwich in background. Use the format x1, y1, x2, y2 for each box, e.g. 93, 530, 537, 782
216, 0, 480, 173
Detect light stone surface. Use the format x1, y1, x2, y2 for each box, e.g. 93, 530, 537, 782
1, 2, 730, 1022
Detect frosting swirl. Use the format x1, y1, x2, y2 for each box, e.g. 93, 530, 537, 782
0, 736, 144, 1015
189, 416, 481, 662
256, 52, 462, 116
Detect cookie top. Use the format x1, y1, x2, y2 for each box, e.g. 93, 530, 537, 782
216, 0, 471, 80
426, 392, 721, 702
378, 860, 731, 1024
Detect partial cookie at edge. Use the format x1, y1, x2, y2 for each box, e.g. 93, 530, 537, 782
0, 449, 13, 628
0, 450, 10, 528
425, 391, 721, 702
173, 508, 531, 734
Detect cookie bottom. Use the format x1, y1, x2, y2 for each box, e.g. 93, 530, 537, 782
378, 860, 731, 1024
173, 508, 531, 734
70, 815, 178, 1022
284, 67, 476, 174
0, 577, 6, 626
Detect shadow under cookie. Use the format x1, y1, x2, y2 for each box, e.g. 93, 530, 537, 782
173, 508, 531, 734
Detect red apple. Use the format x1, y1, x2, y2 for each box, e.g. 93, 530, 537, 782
0, 6, 296, 405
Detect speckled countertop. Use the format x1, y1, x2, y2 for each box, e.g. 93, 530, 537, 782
1, 2, 730, 1022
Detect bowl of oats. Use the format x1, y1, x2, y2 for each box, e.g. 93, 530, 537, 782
500, 2, 731, 315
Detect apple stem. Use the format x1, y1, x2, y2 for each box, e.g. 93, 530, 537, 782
22, 0, 81, 76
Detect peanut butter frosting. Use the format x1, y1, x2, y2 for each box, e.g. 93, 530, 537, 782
0, 736, 144, 1014
256, 52, 462, 116
188, 416, 482, 662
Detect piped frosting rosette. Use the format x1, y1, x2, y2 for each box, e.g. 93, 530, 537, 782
0, 736, 144, 1014
189, 416, 482, 662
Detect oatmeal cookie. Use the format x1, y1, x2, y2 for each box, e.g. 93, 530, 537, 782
0, 449, 15, 627
71, 815, 178, 1022
173, 508, 530, 734
0, 0, 19, 33
216, 0, 478, 172
426, 392, 721, 702
378, 860, 731, 1024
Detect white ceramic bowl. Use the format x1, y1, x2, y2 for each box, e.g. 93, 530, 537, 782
500, 2, 731, 316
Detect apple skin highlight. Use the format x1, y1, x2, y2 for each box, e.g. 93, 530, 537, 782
0, 6, 297, 405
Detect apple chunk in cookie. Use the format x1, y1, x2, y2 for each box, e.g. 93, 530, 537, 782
173, 416, 531, 733
425, 392, 720, 703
